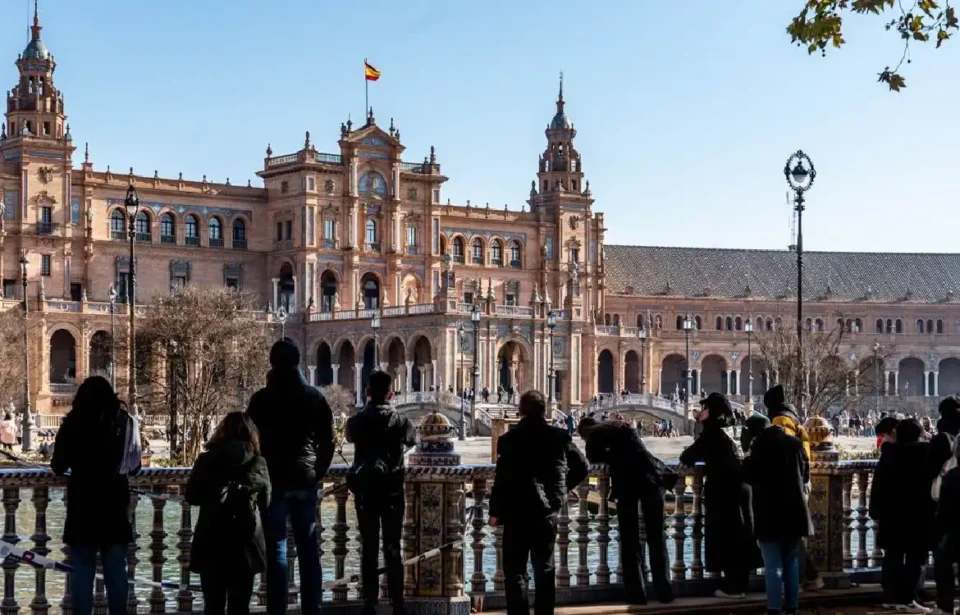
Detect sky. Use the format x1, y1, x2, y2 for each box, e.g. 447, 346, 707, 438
4, 0, 958, 252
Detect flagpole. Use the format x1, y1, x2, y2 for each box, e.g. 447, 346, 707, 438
364, 58, 369, 117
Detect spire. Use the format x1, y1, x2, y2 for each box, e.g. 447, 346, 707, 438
32, 0, 40, 41
549, 71, 570, 130
22, 0, 50, 60
557, 71, 564, 110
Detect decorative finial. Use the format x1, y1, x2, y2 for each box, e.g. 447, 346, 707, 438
530, 180, 536, 195
83, 142, 88, 163
247, 179, 251, 187
266, 143, 273, 157
106, 165, 111, 173
128, 167, 134, 177
153, 170, 159, 179
178, 172, 183, 181
31, 0, 41, 40
429, 145, 436, 164
367, 107, 375, 125
225, 177, 231, 186
584, 179, 590, 194
389, 117, 395, 135
64, 124, 71, 140
340, 122, 348, 137
1, 123, 6, 140
347, 115, 353, 131
202, 174, 207, 183
559, 70, 564, 102
304, 130, 311, 149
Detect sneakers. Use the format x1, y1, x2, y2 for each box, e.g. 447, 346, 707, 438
713, 589, 745, 599
895, 602, 932, 614
928, 607, 954, 615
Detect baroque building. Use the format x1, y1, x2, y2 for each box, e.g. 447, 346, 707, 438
2, 11, 959, 416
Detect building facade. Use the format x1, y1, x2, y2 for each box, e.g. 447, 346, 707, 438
2, 11, 959, 415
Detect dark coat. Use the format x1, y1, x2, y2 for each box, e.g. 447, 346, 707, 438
345, 404, 417, 498
51, 408, 136, 547
869, 440, 936, 551
489, 418, 588, 523
246, 367, 335, 494
929, 415, 960, 480
936, 466, 960, 538
680, 424, 759, 571
186, 440, 270, 576
583, 422, 676, 500
743, 425, 813, 542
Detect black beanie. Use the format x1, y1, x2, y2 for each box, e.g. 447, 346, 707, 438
269, 340, 300, 369
939, 396, 960, 419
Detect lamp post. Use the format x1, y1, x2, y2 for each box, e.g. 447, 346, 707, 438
371, 310, 381, 369
275, 306, 288, 340
471, 304, 481, 432
745, 319, 754, 407
784, 150, 816, 415
682, 315, 693, 416
638, 327, 648, 395
108, 283, 117, 389
123, 184, 140, 419
19, 250, 34, 452
547, 310, 557, 411
873, 340, 881, 414
457, 322, 466, 441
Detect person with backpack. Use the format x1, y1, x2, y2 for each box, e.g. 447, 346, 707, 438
490, 390, 589, 615
186, 412, 269, 615
346, 370, 417, 615
246, 340, 334, 615
930, 397, 960, 485
51, 376, 141, 615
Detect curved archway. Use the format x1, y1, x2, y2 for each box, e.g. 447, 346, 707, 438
185, 214, 200, 244
110, 209, 126, 238
135, 210, 151, 241
232, 218, 247, 248
470, 237, 485, 265
498, 340, 531, 394
361, 272, 380, 310
208, 216, 223, 246
88, 331, 112, 381
940, 358, 960, 396
700, 354, 728, 395
452, 237, 465, 263
320, 270, 338, 312
160, 212, 176, 243
50, 329, 77, 385
597, 349, 615, 394
361, 338, 377, 394
899, 357, 925, 396
278, 262, 295, 312
316, 342, 333, 386
740, 357, 770, 399
337, 341, 356, 393
624, 350, 640, 393
411, 336, 433, 391
386, 338, 406, 392
660, 354, 685, 397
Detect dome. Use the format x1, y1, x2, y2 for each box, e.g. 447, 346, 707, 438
550, 111, 570, 130
23, 39, 49, 60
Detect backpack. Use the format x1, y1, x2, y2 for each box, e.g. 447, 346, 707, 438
211, 479, 258, 544
932, 433, 959, 502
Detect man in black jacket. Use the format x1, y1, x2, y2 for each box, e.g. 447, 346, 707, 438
246, 340, 334, 615
489, 391, 588, 615
578, 417, 676, 604
346, 370, 417, 615
930, 396, 960, 480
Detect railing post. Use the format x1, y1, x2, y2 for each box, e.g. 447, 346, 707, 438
804, 416, 851, 589
1, 487, 21, 615
404, 411, 470, 615
29, 486, 50, 615
469, 476, 488, 594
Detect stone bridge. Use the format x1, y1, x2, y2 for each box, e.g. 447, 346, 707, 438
391, 391, 514, 436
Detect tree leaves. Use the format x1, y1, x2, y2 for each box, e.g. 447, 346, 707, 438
789, 0, 957, 91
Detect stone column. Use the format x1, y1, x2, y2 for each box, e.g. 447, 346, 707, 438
803, 418, 851, 590
355, 363, 363, 406
883, 370, 890, 395
432, 359, 438, 390
935, 371, 940, 396
307, 365, 316, 386
657, 368, 662, 395
405, 361, 414, 392
271, 277, 279, 310
893, 371, 899, 396
924, 371, 930, 397
332, 363, 339, 385
726, 370, 733, 395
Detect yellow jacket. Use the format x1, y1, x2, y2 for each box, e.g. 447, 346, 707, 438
772, 414, 811, 461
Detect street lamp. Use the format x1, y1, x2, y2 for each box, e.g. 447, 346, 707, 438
873, 340, 881, 414
784, 150, 816, 415
275, 306, 288, 340
638, 327, 648, 395
19, 250, 34, 452
371, 310, 381, 369
123, 184, 140, 418
108, 283, 118, 388
471, 304, 481, 429
457, 322, 466, 441
547, 310, 557, 410
682, 315, 693, 411
745, 319, 754, 403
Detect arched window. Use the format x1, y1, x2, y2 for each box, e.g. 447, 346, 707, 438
676, 315, 684, 330
209, 217, 222, 240
439, 235, 447, 256
509, 241, 522, 268
775, 317, 783, 329
715, 316, 722, 330
917, 319, 924, 334
604, 314, 611, 326
232, 219, 247, 249
491, 240, 503, 266
614, 314, 621, 326
876, 319, 884, 333
855, 318, 863, 331
636, 314, 644, 328
927, 319, 934, 334
358, 172, 387, 197
756, 317, 763, 331
839, 318, 846, 330
695, 315, 702, 330
895, 318, 903, 333
365, 219, 377, 244
814, 318, 824, 332
452, 237, 465, 263
886, 319, 893, 334
135, 211, 150, 241
110, 210, 125, 240
471, 238, 483, 264
160, 213, 175, 243
766, 318, 773, 331
937, 319, 944, 334
185, 215, 199, 245
725, 316, 733, 331
735, 316, 743, 331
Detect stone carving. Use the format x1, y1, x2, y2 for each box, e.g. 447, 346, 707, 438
407, 187, 418, 200
405, 286, 414, 305
324, 179, 335, 194
37, 166, 54, 184
569, 215, 579, 230
356, 291, 364, 311
332, 291, 340, 311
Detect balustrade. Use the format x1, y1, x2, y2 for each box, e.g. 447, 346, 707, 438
0, 457, 879, 613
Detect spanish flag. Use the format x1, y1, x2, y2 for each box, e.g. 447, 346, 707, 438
364, 61, 381, 82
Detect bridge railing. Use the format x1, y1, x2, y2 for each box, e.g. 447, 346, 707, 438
0, 454, 877, 613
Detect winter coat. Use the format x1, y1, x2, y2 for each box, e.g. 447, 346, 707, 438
345, 403, 417, 498
929, 415, 960, 481
680, 424, 760, 571
51, 408, 138, 547
489, 418, 589, 523
246, 367, 335, 494
186, 440, 270, 577
869, 440, 936, 551
743, 425, 813, 542
935, 466, 960, 538
583, 421, 677, 501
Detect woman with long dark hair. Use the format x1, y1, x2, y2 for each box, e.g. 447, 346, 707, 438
52, 376, 141, 615
187, 412, 270, 615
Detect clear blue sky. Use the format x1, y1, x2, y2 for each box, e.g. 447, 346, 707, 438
7, 0, 958, 252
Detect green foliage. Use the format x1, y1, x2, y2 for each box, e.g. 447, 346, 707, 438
788, 0, 958, 90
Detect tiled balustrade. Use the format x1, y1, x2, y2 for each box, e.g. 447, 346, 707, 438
0, 456, 879, 614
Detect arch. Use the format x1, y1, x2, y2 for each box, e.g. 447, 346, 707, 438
208, 216, 223, 241
814, 318, 824, 332
613, 314, 621, 326
320, 269, 338, 312
509, 240, 522, 268
885, 319, 893, 334
636, 313, 645, 329
385, 337, 406, 391
316, 341, 333, 386
895, 318, 903, 334
358, 171, 387, 197
411, 336, 433, 391
725, 316, 733, 331
185, 214, 200, 240
734, 316, 743, 331
917, 319, 924, 334
938, 319, 945, 334
134, 210, 151, 238
498, 338, 533, 394
400, 273, 422, 304
756, 317, 763, 332
365, 219, 377, 245
50, 329, 77, 385
361, 272, 381, 309
927, 319, 934, 335
452, 236, 465, 262
597, 350, 615, 394
876, 318, 883, 333
490, 239, 504, 266
110, 209, 126, 236
604, 314, 611, 326
160, 212, 176, 240
700, 354, 728, 395
439, 234, 448, 256
88, 330, 112, 380
898, 357, 925, 397
739, 356, 770, 398
765, 318, 773, 331
940, 358, 960, 396
624, 350, 640, 393
660, 354, 685, 398
675, 315, 684, 330
470, 237, 485, 265
694, 315, 702, 330
337, 341, 356, 393
232, 218, 247, 247
855, 318, 863, 332
361, 338, 377, 394
278, 262, 295, 312
715, 316, 722, 331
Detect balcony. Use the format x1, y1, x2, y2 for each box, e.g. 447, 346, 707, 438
184, 236, 201, 247
36, 222, 57, 235
135, 232, 152, 243
472, 256, 483, 265
365, 242, 381, 253
49, 382, 77, 395
323, 239, 337, 250
232, 239, 247, 250
314, 152, 343, 165
452, 255, 465, 265
275, 239, 293, 251
509, 259, 522, 269
406, 245, 420, 255
491, 258, 503, 267
111, 230, 125, 241
160, 235, 176, 246
209, 237, 224, 248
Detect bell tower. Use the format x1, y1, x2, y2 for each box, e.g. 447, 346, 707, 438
534, 74, 585, 199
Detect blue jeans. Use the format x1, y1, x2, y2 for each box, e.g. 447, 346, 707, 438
70, 544, 128, 615
264, 488, 322, 615
759, 539, 801, 613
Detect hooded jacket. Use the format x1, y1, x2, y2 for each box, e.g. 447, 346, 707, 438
869, 439, 936, 550
763, 385, 811, 460
743, 425, 813, 542
186, 440, 270, 576
345, 403, 418, 498
246, 367, 335, 493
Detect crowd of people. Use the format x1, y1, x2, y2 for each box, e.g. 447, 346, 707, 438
35, 337, 960, 615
